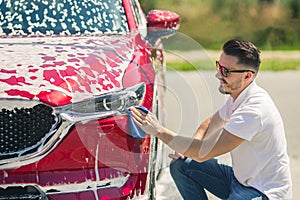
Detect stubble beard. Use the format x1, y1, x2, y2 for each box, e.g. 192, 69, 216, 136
218, 85, 231, 95
218, 79, 242, 95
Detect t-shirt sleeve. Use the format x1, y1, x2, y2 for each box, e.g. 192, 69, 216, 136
224, 109, 262, 141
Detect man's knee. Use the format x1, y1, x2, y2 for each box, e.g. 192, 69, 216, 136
169, 158, 187, 178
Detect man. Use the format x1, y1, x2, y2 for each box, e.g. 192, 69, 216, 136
129, 39, 292, 200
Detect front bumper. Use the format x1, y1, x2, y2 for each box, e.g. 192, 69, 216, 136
0, 174, 145, 200
0, 104, 152, 199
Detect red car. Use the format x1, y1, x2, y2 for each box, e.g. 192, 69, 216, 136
0, 0, 179, 199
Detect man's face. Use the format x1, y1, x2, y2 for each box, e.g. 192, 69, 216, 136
215, 52, 251, 99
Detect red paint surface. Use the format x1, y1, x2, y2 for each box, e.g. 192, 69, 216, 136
0, 0, 168, 198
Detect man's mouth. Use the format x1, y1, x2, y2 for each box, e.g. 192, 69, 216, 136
220, 79, 227, 85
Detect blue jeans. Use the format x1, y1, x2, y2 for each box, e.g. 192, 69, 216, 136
170, 158, 269, 200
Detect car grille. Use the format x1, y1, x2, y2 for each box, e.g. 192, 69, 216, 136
0, 185, 50, 200
0, 103, 58, 160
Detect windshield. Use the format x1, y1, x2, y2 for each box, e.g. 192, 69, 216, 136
0, 0, 129, 36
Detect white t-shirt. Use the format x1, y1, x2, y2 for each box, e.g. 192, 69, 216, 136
219, 81, 292, 200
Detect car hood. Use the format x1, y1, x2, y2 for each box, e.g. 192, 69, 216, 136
0, 34, 136, 106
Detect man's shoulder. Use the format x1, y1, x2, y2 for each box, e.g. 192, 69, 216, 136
246, 84, 273, 105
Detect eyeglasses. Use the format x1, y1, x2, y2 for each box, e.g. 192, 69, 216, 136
216, 61, 255, 77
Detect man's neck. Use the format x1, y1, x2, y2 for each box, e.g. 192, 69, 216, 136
231, 80, 253, 101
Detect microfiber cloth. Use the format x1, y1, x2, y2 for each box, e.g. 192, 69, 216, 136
126, 106, 149, 139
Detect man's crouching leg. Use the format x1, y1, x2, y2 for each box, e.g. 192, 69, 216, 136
170, 158, 232, 200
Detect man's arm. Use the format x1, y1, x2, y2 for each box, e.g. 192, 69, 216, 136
195, 128, 244, 161
169, 115, 213, 159
170, 112, 222, 159
192, 116, 212, 140
129, 107, 244, 162
156, 122, 244, 162
192, 111, 226, 140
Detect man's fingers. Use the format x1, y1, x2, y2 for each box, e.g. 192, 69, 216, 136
168, 151, 186, 159
129, 107, 162, 136
132, 116, 143, 126
132, 107, 147, 117
130, 107, 147, 124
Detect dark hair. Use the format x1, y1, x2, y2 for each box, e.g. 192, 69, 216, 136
222, 39, 261, 72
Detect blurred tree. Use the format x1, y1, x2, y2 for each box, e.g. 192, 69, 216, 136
290, 0, 300, 18
139, 0, 157, 12
260, 0, 274, 4
142, 0, 300, 49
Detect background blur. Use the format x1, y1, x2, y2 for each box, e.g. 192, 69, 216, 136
139, 1, 300, 199
140, 0, 300, 50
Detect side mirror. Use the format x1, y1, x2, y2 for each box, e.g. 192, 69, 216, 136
146, 10, 180, 46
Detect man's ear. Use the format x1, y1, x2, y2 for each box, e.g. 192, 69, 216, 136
245, 71, 253, 80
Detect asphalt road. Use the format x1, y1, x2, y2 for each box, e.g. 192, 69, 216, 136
156, 70, 300, 200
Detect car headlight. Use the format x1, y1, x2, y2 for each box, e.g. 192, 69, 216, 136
56, 83, 146, 122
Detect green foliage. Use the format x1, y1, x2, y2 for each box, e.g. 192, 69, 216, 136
166, 59, 300, 71
140, 0, 300, 50
260, 59, 300, 71
253, 26, 300, 49
167, 60, 214, 71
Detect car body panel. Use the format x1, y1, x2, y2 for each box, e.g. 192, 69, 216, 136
0, 34, 147, 105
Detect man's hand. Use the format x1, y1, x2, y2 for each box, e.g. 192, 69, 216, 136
129, 107, 164, 136
168, 151, 186, 159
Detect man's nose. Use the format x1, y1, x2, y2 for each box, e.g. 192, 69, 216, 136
215, 69, 222, 79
